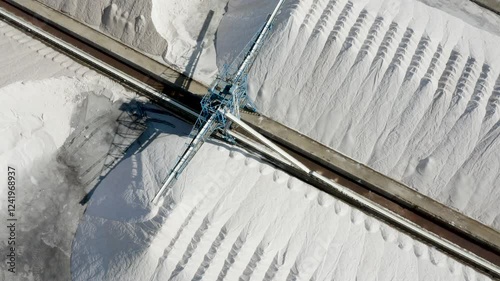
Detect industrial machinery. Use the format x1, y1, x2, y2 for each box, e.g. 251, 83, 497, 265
153, 0, 288, 203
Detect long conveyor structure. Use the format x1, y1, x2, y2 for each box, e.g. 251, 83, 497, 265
152, 0, 294, 203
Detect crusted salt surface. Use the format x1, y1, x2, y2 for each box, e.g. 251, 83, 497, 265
245, 0, 500, 229
71, 120, 493, 281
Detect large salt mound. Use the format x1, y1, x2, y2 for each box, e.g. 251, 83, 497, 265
0, 20, 134, 173
150, 0, 228, 82
245, 0, 500, 229
0, 20, 140, 280
71, 117, 493, 281
0, 76, 134, 281
35, 0, 235, 85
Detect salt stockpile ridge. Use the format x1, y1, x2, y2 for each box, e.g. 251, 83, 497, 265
244, 0, 500, 229
71, 118, 493, 281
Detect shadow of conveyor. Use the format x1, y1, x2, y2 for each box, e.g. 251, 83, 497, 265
77, 100, 190, 205
71, 10, 216, 207
77, 101, 148, 204
4, 95, 176, 281
78, 11, 218, 205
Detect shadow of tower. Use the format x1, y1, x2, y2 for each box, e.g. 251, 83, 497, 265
176, 10, 215, 90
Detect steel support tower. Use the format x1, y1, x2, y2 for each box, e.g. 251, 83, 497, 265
153, 0, 287, 203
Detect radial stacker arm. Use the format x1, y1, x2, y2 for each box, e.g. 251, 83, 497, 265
151, 0, 312, 203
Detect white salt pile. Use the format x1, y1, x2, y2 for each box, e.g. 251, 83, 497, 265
0, 76, 131, 171
71, 116, 493, 281
244, 0, 500, 229
150, 0, 228, 81
0, 20, 138, 280
3, 1, 499, 280
215, 0, 280, 70
417, 0, 500, 36
35, 0, 500, 89
0, 20, 135, 177
35, 0, 233, 84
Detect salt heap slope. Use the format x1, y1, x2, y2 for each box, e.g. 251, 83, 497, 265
246, 0, 500, 229
35, 0, 230, 84
72, 117, 492, 281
